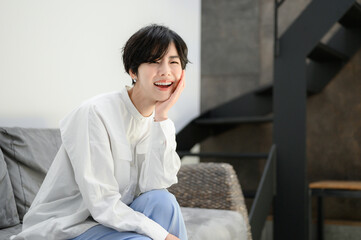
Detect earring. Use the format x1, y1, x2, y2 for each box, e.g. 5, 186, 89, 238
132, 78, 137, 83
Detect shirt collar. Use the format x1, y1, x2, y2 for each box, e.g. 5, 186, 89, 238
121, 85, 154, 121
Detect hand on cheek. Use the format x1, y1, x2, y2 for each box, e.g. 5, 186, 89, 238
154, 70, 185, 122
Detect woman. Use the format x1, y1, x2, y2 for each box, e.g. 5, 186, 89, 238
12, 24, 189, 240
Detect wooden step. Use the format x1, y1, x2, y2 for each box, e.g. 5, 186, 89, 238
309, 180, 361, 191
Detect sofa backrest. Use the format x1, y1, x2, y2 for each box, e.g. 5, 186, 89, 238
0, 127, 62, 221
0, 147, 20, 228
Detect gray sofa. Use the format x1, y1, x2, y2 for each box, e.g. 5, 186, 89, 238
0, 127, 251, 240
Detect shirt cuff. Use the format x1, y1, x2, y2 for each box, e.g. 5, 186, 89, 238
141, 217, 169, 240
150, 119, 176, 149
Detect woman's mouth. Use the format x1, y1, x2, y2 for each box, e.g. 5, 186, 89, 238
154, 81, 173, 91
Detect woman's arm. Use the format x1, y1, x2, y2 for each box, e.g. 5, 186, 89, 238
139, 118, 181, 192
139, 71, 185, 192
60, 104, 169, 240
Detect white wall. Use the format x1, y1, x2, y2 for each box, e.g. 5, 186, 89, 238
0, 0, 200, 132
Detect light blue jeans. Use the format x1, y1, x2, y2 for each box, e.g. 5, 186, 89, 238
71, 189, 187, 240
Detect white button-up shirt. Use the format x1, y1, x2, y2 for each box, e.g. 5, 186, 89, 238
12, 86, 181, 240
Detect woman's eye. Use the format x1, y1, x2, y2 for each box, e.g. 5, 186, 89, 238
150, 60, 160, 64
171, 61, 179, 64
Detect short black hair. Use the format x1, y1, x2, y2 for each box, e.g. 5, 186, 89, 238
122, 24, 189, 80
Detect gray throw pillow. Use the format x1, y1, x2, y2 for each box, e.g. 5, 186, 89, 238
0, 127, 62, 220
0, 148, 20, 228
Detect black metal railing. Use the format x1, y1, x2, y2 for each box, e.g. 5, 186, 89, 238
273, 1, 358, 239
274, 0, 286, 57
249, 145, 277, 240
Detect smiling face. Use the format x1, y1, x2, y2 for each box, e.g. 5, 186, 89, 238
130, 42, 182, 103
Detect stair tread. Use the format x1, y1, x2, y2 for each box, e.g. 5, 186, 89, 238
309, 180, 361, 191
308, 43, 349, 62
254, 84, 273, 95
178, 151, 269, 159
339, 3, 361, 28
243, 190, 257, 198
195, 116, 273, 125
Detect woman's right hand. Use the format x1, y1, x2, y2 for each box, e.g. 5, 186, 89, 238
154, 70, 185, 122
165, 233, 180, 240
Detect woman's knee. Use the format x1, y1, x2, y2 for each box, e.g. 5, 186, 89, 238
148, 190, 177, 206
146, 189, 176, 202
152, 190, 179, 215
132, 189, 179, 213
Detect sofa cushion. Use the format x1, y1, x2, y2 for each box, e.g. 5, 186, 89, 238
0, 224, 22, 239
181, 207, 248, 240
0, 208, 248, 240
0, 127, 62, 220
0, 149, 20, 228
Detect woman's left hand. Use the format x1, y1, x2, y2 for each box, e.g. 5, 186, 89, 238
165, 233, 180, 240
154, 70, 185, 122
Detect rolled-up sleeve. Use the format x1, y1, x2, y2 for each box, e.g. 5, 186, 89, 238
139, 119, 181, 193
59, 104, 168, 240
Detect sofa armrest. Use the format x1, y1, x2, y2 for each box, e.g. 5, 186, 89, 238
169, 162, 252, 239
168, 162, 249, 216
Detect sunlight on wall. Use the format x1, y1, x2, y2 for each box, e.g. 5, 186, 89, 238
0, 0, 200, 132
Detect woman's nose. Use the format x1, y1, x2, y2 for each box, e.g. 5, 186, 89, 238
159, 62, 171, 76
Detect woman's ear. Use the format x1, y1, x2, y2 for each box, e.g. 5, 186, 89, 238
129, 69, 137, 80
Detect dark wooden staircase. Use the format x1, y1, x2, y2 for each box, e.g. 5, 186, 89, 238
176, 1, 361, 239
